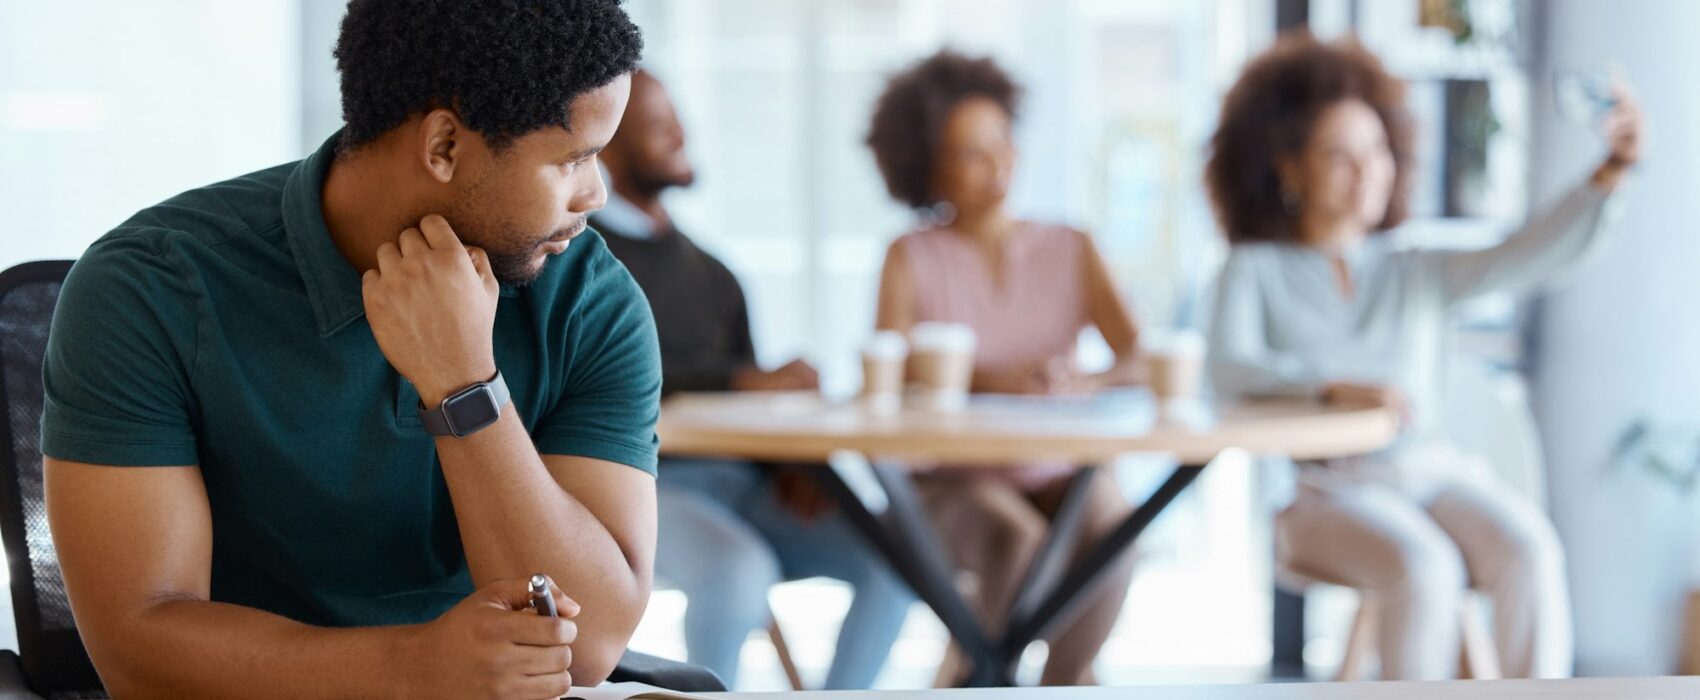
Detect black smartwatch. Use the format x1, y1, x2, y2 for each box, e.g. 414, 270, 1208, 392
419, 371, 511, 438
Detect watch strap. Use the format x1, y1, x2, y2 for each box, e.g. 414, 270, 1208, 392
420, 371, 510, 437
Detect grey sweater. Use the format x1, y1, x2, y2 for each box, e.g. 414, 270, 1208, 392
1207, 181, 1621, 450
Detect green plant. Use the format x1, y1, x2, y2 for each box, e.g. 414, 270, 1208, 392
1615, 420, 1700, 494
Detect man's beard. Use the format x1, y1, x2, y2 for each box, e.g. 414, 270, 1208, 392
629, 167, 694, 195
445, 193, 582, 287
484, 223, 584, 287
483, 241, 549, 288
449, 219, 578, 288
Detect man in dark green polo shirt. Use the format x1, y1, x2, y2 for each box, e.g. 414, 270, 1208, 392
40, 2, 655, 697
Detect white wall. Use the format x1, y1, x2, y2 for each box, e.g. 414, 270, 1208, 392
565, 0, 1246, 395
0, 0, 302, 651
0, 1, 302, 273
1530, 0, 1700, 676
301, 0, 344, 151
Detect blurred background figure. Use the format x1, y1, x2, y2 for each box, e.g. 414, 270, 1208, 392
1204, 33, 1641, 680
596, 69, 913, 690
866, 50, 1145, 686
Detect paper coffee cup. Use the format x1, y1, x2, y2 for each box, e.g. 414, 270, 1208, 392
907, 322, 976, 411
861, 331, 908, 414
1142, 329, 1206, 401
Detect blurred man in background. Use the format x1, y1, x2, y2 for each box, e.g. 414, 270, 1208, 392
596, 69, 913, 690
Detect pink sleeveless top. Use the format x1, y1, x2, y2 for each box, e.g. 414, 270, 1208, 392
899, 221, 1090, 373
898, 221, 1090, 489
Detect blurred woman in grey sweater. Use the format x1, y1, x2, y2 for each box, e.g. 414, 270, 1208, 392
1204, 34, 1642, 679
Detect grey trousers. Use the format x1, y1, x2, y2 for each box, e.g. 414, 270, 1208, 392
1277, 473, 1573, 680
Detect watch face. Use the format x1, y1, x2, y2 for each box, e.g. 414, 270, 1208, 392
443, 385, 502, 437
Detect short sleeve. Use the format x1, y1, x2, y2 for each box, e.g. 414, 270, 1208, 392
40, 234, 202, 466
532, 248, 662, 475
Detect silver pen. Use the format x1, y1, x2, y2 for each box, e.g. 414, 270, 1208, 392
530, 573, 557, 618
530, 574, 564, 700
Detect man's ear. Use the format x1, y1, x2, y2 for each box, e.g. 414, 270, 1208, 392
417, 109, 464, 184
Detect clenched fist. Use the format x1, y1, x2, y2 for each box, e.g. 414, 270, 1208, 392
362, 214, 501, 407
396, 576, 582, 700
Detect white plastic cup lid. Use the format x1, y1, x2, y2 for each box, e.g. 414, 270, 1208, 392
863, 330, 909, 360
1142, 328, 1206, 357
909, 322, 978, 353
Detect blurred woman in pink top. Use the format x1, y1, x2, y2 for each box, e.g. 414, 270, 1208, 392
867, 50, 1146, 685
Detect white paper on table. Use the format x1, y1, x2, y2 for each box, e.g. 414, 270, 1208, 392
563, 681, 713, 700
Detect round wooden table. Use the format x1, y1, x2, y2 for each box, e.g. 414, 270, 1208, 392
656, 390, 1399, 687
658, 390, 1398, 466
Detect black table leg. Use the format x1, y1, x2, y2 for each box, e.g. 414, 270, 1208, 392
1272, 586, 1308, 679
1004, 465, 1206, 653
808, 461, 1006, 683
1006, 469, 1099, 640
811, 459, 1211, 688
864, 463, 1019, 687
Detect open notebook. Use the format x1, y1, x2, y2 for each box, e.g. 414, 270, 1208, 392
565, 682, 714, 700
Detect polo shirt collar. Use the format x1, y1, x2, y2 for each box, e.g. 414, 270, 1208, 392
283, 130, 367, 338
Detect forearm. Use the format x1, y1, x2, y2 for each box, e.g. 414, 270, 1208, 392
95, 599, 411, 700
1083, 347, 1146, 390
1433, 178, 1618, 302
432, 408, 646, 682
1208, 310, 1323, 398
1493, 179, 1614, 274
1208, 353, 1325, 399
971, 366, 1026, 394
1208, 256, 1322, 398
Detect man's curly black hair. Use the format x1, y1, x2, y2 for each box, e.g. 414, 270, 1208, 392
866, 50, 1022, 210
333, 0, 644, 152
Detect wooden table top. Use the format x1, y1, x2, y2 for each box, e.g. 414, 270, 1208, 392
657, 390, 1399, 466
702, 676, 1700, 699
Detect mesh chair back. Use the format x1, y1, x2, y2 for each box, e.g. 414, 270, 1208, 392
0, 261, 104, 697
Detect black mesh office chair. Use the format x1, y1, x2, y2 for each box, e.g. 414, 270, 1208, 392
0, 261, 97, 700
0, 261, 721, 698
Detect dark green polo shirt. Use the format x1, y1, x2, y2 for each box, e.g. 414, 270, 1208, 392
39, 132, 661, 628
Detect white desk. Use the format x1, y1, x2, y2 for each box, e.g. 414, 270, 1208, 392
705, 676, 1700, 699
